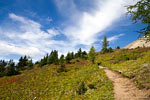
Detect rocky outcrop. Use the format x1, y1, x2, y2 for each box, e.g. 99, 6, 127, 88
124, 36, 150, 49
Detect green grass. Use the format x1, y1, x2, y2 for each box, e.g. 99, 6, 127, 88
96, 47, 150, 89
0, 61, 114, 100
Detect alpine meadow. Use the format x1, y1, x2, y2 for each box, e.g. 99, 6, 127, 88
0, 0, 150, 100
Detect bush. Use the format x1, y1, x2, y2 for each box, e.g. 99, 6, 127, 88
88, 84, 96, 89
101, 48, 108, 54
76, 82, 87, 95
97, 62, 101, 66
101, 47, 113, 54
57, 64, 67, 73
116, 46, 120, 49
76, 60, 80, 62
108, 47, 113, 53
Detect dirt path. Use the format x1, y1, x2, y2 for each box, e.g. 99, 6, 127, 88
104, 69, 149, 100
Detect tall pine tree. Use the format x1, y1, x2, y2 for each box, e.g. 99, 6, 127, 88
102, 36, 109, 53
59, 54, 65, 64
65, 52, 71, 64
88, 46, 96, 64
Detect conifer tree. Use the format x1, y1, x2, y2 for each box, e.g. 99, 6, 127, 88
75, 53, 78, 58
53, 50, 59, 65
116, 46, 120, 49
108, 47, 113, 53
71, 52, 75, 59
88, 46, 96, 64
39, 56, 47, 67
47, 51, 54, 64
59, 54, 65, 64
27, 59, 33, 69
23, 56, 28, 66
5, 60, 19, 76
77, 48, 82, 57
102, 36, 109, 53
47, 50, 59, 65
82, 51, 87, 56
127, 0, 150, 38
17, 56, 24, 70
0, 60, 7, 77
65, 52, 71, 64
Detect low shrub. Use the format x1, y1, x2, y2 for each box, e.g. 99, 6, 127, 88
88, 84, 96, 89
76, 82, 87, 95
57, 64, 67, 73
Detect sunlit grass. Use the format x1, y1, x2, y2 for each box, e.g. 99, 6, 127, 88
0, 61, 114, 100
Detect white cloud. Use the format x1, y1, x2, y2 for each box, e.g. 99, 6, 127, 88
108, 34, 125, 42
63, 0, 138, 45
9, 13, 27, 23
47, 28, 60, 36
0, 13, 81, 61
0, 13, 68, 61
0, 41, 41, 56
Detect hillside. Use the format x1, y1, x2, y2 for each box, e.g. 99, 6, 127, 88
96, 47, 150, 99
97, 48, 150, 90
0, 60, 114, 100
0, 48, 150, 99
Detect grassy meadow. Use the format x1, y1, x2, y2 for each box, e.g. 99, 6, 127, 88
0, 60, 114, 100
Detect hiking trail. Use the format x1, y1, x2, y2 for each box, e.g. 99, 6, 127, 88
99, 66, 150, 100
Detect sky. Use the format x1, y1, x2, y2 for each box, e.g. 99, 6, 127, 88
0, 0, 143, 62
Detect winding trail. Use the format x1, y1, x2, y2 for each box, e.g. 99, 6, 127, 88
102, 67, 149, 100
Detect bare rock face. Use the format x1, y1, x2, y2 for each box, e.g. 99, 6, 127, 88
124, 36, 150, 49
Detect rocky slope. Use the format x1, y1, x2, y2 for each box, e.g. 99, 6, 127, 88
124, 36, 150, 49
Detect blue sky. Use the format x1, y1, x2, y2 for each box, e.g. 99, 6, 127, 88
0, 0, 143, 62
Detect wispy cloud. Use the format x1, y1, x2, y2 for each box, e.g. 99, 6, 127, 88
108, 34, 125, 43
0, 13, 71, 60
0, 40, 40, 56
56, 0, 138, 46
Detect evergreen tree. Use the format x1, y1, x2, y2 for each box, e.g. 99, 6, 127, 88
0, 60, 7, 77
27, 59, 33, 69
40, 56, 47, 67
47, 50, 59, 65
75, 53, 79, 58
82, 51, 88, 59
127, 0, 150, 38
53, 50, 59, 65
116, 46, 120, 49
17, 56, 24, 70
82, 51, 87, 56
23, 56, 28, 66
65, 52, 71, 64
5, 60, 19, 76
47, 51, 54, 64
77, 48, 82, 57
102, 36, 109, 53
88, 46, 96, 64
17, 56, 31, 70
59, 54, 65, 64
71, 52, 75, 59
108, 47, 113, 53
